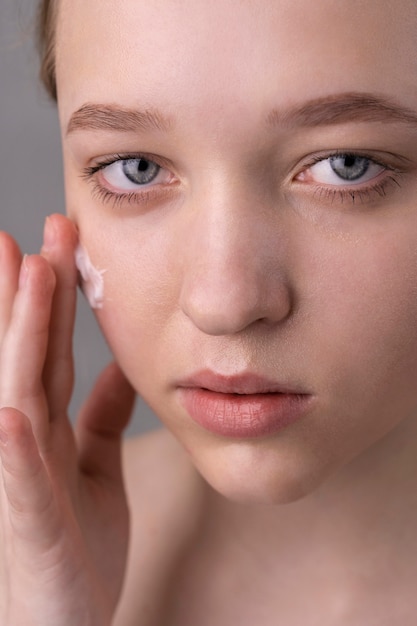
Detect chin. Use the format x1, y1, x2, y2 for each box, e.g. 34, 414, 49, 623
205, 471, 327, 506
191, 439, 335, 506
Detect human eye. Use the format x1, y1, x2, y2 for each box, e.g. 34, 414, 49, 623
294, 151, 404, 205
306, 154, 384, 185
82, 153, 177, 208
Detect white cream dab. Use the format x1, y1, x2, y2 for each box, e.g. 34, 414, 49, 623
75, 243, 106, 309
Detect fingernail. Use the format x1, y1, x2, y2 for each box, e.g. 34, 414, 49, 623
19, 254, 29, 289
43, 216, 56, 251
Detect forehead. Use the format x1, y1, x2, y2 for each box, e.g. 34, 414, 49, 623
56, 1, 417, 128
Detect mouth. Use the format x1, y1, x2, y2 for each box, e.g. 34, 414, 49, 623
176, 371, 314, 439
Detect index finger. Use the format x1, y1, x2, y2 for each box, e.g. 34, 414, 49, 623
41, 214, 78, 421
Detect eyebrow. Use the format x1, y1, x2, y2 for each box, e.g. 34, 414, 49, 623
266, 92, 417, 128
66, 92, 417, 136
66, 104, 173, 135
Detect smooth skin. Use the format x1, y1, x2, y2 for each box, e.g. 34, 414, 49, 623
2, 0, 417, 624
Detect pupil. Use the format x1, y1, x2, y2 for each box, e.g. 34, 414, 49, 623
137, 159, 149, 172
343, 155, 356, 168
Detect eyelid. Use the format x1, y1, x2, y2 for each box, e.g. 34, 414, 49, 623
298, 154, 385, 187
289, 149, 408, 207
294, 149, 406, 180
84, 151, 175, 176
81, 152, 180, 209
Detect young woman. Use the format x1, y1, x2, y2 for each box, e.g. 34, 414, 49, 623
1, 1, 417, 624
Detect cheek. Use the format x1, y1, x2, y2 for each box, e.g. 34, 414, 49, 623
310, 229, 417, 424
88, 226, 182, 387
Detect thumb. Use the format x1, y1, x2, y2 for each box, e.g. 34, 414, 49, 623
76, 362, 136, 483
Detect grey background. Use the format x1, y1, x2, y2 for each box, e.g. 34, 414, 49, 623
0, 0, 160, 435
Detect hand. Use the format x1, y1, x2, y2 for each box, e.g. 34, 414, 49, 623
0, 215, 135, 626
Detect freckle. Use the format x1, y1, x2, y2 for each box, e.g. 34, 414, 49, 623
74, 243, 106, 309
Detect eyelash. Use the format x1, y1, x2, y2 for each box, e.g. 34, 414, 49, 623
297, 151, 403, 205
82, 153, 176, 209
313, 176, 400, 205
82, 150, 405, 210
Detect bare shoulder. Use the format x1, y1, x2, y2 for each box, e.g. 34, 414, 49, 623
116, 429, 206, 625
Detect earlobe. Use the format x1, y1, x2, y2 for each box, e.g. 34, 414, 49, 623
74, 242, 106, 309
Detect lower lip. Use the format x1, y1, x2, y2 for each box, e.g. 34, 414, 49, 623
178, 388, 312, 439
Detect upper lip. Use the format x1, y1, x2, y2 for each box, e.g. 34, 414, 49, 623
177, 370, 309, 395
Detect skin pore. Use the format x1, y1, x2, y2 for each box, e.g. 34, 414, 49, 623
52, 1, 417, 623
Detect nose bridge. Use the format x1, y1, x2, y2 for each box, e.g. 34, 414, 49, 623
179, 181, 292, 335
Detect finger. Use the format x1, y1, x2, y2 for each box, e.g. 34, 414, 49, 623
41, 214, 78, 419
76, 363, 136, 484
0, 407, 63, 556
0, 255, 56, 444
0, 232, 22, 346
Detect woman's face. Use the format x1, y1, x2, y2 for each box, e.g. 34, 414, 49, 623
56, 0, 417, 503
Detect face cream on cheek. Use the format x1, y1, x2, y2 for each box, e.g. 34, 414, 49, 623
74, 243, 106, 309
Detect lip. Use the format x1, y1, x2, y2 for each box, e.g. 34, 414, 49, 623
176, 370, 314, 439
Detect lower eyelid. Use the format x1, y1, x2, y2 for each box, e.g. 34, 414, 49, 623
303, 174, 402, 205
92, 183, 157, 209
89, 176, 181, 209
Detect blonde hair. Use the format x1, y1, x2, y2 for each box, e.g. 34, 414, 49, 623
37, 0, 58, 101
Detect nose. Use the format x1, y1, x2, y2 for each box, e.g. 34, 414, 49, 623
179, 188, 293, 336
